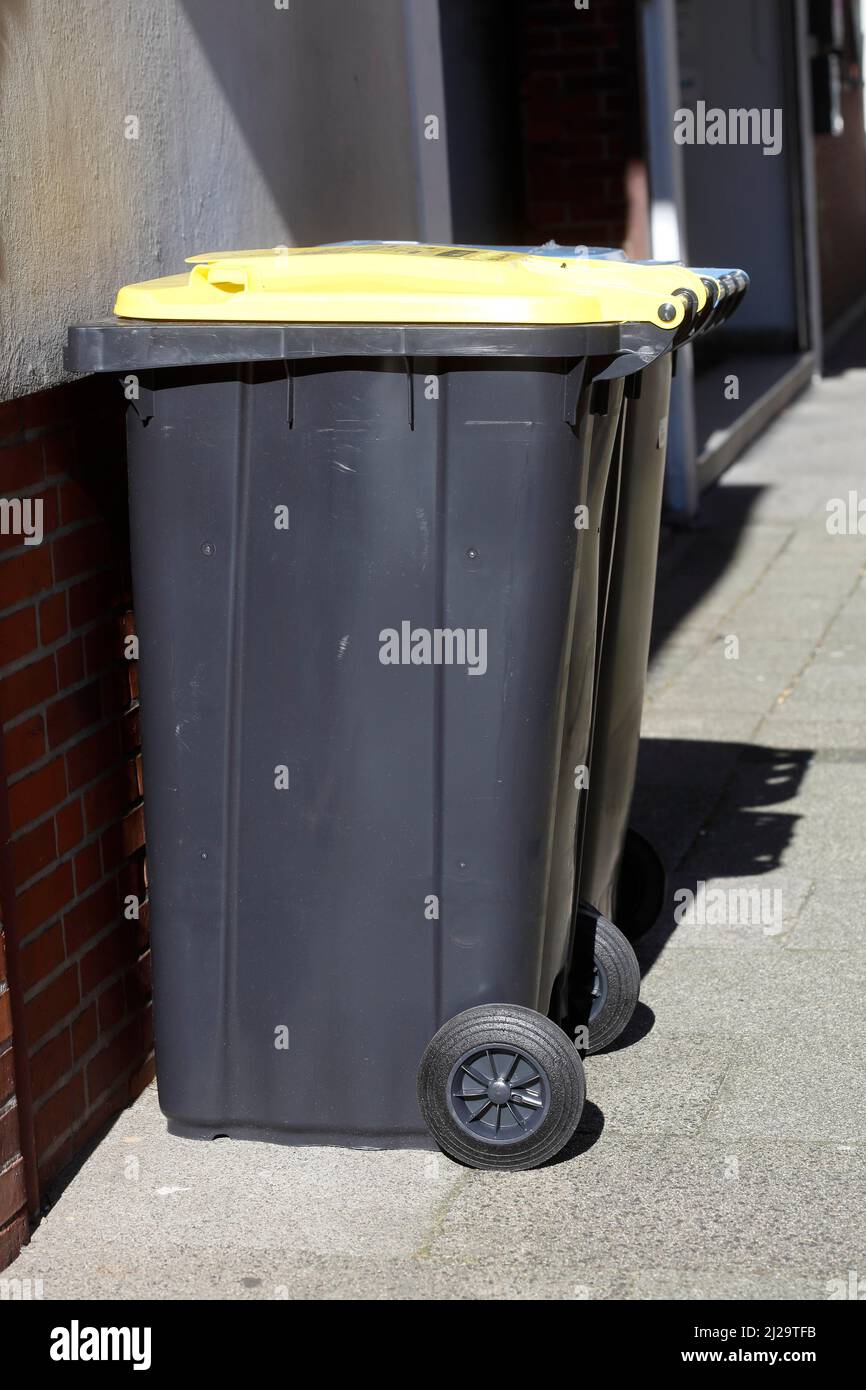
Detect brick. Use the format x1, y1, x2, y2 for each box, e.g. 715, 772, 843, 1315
46, 680, 101, 747
58, 480, 97, 528
33, 1071, 84, 1159
7, 758, 66, 833
125, 753, 143, 801
130, 1051, 156, 1099
86, 1016, 139, 1102
73, 841, 102, 896
20, 922, 66, 992
37, 487, 60, 539
52, 522, 111, 584
29, 1027, 72, 1100
20, 384, 79, 434
0, 546, 52, 610
121, 704, 141, 753
0, 990, 11, 1046
40, 428, 74, 479
11, 818, 57, 885
0, 1208, 28, 1272
0, 1100, 21, 1167
0, 1156, 26, 1227
53, 637, 86, 691
99, 820, 122, 872
68, 571, 116, 628
65, 723, 121, 792
83, 767, 130, 834
125, 951, 151, 1013
121, 803, 146, 857
55, 798, 84, 854
72, 1003, 98, 1061
0, 1045, 15, 1103
3, 714, 45, 777
135, 897, 150, 951
0, 654, 57, 723
80, 923, 136, 996
118, 853, 146, 903
63, 878, 119, 955
0, 606, 38, 665
97, 978, 125, 1034
0, 438, 44, 491
83, 619, 117, 675
0, 398, 23, 441
38, 1082, 118, 1185
24, 965, 79, 1046
100, 667, 134, 717
38, 591, 68, 645
16, 862, 74, 938
139, 1002, 153, 1056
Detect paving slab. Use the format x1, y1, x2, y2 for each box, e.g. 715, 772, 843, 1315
703, 1031, 866, 1145
428, 1137, 866, 1279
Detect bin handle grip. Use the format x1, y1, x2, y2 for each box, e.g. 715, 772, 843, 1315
189, 263, 250, 297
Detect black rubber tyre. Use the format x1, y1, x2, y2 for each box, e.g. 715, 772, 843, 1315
614, 827, 666, 942
585, 911, 641, 1055
417, 1004, 586, 1171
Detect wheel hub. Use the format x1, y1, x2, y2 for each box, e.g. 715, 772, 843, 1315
448, 1045, 550, 1144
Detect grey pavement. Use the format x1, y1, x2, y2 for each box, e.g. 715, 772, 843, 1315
8, 331, 866, 1300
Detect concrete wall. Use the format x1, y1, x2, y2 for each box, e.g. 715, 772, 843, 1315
0, 0, 422, 399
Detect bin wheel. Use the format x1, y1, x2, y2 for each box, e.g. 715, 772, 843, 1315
585, 912, 641, 1055
417, 1004, 585, 1171
614, 827, 666, 942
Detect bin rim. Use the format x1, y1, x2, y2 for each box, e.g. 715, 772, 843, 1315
65, 318, 678, 377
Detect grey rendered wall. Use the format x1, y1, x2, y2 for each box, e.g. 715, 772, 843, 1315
0, 0, 423, 398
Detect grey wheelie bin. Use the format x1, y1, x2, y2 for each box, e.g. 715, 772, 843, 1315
332, 244, 750, 1050
569, 257, 749, 1057
66, 243, 708, 1170
576, 259, 749, 933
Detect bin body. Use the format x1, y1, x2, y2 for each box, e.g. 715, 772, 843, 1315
119, 348, 620, 1145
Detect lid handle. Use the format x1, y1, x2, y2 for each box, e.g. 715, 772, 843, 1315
189, 263, 249, 296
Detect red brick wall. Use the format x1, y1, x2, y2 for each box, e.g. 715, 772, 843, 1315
0, 380, 152, 1265
517, 0, 650, 255
0, 919, 29, 1267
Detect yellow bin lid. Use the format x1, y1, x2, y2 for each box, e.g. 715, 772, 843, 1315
114, 244, 708, 329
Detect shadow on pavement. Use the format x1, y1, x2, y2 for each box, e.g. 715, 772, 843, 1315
628, 740, 813, 983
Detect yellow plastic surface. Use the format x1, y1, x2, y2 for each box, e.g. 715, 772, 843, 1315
114, 244, 709, 328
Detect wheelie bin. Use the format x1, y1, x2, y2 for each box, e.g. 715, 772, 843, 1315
529, 248, 749, 1056
328, 245, 749, 1047
562, 258, 749, 955
66, 243, 710, 1170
